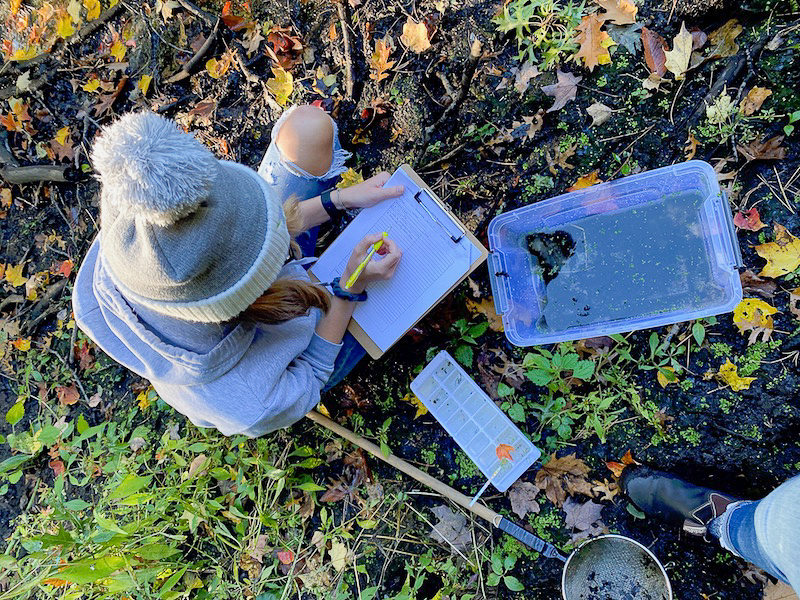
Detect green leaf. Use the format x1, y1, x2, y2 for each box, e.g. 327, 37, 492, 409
158, 566, 187, 597
380, 441, 391, 458
504, 575, 525, 591
109, 474, 152, 500
296, 481, 326, 492
35, 425, 61, 446
507, 403, 526, 423
496, 382, 514, 398
6, 401, 25, 426
0, 454, 31, 474
64, 499, 92, 511
135, 544, 180, 560
295, 457, 324, 469
526, 369, 552, 386
692, 322, 705, 346
33, 526, 75, 549
784, 124, 794, 136
626, 503, 646, 519
454, 344, 473, 366
491, 554, 504, 575
59, 556, 127, 584
571, 360, 595, 380
649, 332, 659, 356
561, 353, 579, 372
288, 445, 315, 458
76, 414, 89, 435
93, 509, 129, 536
610, 333, 626, 343
487, 572, 501, 587
359, 587, 378, 600
503, 554, 516, 571
468, 322, 489, 338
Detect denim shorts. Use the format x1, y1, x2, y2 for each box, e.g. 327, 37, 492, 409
257, 106, 366, 392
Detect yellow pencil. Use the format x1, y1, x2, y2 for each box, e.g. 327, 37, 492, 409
344, 232, 388, 289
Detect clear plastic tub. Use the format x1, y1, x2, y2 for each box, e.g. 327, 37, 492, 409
488, 160, 743, 346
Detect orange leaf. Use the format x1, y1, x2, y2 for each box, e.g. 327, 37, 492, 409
369, 38, 396, 83
573, 14, 615, 71
277, 550, 294, 565
496, 443, 514, 461
567, 171, 602, 191
733, 207, 766, 231
56, 385, 80, 405
42, 578, 71, 587
221, 1, 251, 31
620, 450, 638, 465
594, 0, 637, 25
53, 259, 74, 277
49, 459, 65, 476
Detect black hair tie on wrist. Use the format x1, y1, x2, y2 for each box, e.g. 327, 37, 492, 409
320, 189, 342, 220
326, 277, 368, 302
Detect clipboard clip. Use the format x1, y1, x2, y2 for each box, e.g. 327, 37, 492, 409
414, 188, 464, 243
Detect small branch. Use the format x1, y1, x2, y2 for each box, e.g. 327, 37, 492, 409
165, 19, 221, 83
334, 0, 355, 100
0, 165, 73, 185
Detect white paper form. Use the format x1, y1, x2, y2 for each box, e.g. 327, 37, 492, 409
310, 169, 480, 352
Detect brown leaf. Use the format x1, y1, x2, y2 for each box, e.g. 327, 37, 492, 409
187, 99, 216, 122
708, 19, 743, 59
429, 505, 472, 550
513, 60, 540, 94
641, 27, 667, 76
547, 143, 576, 175
542, 69, 582, 112
320, 479, 349, 503
563, 497, 605, 531
763, 581, 799, 600
400, 17, 431, 53
534, 453, 592, 507
512, 111, 544, 141
594, 0, 637, 25
508, 481, 540, 519
737, 135, 786, 162
739, 270, 777, 299
266, 27, 303, 70
684, 132, 698, 160
573, 13, 615, 71
49, 459, 65, 476
733, 207, 767, 231
187, 454, 208, 477
466, 298, 504, 332
586, 102, 612, 126
92, 76, 128, 117
690, 28, 708, 51
56, 385, 80, 405
369, 38, 395, 82
739, 87, 772, 116
73, 339, 94, 371
591, 479, 619, 502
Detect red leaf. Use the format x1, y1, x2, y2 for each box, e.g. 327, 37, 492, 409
641, 27, 667, 76
496, 443, 514, 461
733, 207, 767, 231
221, 1, 251, 31
74, 340, 94, 371
49, 459, 65, 476
56, 385, 80, 405
277, 550, 294, 565
53, 259, 74, 278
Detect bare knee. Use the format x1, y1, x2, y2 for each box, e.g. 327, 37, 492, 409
275, 105, 334, 177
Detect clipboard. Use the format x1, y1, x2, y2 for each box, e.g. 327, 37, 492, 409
312, 164, 488, 359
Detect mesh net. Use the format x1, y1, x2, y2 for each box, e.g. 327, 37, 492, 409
563, 536, 671, 600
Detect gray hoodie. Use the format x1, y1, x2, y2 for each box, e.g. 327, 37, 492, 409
73, 238, 342, 436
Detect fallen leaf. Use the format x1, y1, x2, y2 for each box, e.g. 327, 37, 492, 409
56, 385, 80, 405
221, 0, 251, 31
534, 453, 592, 507
187, 99, 216, 122
330, 539, 349, 572
641, 27, 667, 76
512, 112, 544, 141
508, 481, 540, 519
320, 479, 349, 503
755, 224, 800, 278
84, 0, 100, 20
110, 39, 126, 62
573, 13, 616, 71
586, 101, 612, 126
369, 38, 395, 82
11, 338, 31, 351
737, 135, 786, 162
243, 23, 264, 56
187, 454, 209, 477
496, 443, 514, 461
400, 17, 431, 53
206, 55, 231, 79
606, 449, 639, 477
733, 298, 779, 344
276, 550, 294, 565
563, 497, 604, 531
265, 26, 303, 69
665, 22, 693, 80
789, 288, 800, 320
74, 339, 94, 370
684, 132, 698, 160
129, 437, 146, 451
403, 392, 428, 419
567, 171, 602, 191
138, 74, 152, 95
5, 263, 27, 287
546, 143, 576, 174
708, 19, 742, 59
49, 459, 65, 476
429, 505, 472, 550
266, 66, 293, 107
740, 270, 777, 299
542, 69, 582, 112
594, 0, 637, 25
513, 60, 540, 94
656, 366, 677, 388
739, 87, 772, 116
591, 479, 619, 502
466, 297, 504, 332
337, 168, 364, 189
690, 28, 708, 51
56, 13, 75, 39
92, 76, 127, 117
717, 358, 756, 391
607, 23, 643, 55
733, 207, 766, 231
763, 581, 798, 600
67, 0, 82, 24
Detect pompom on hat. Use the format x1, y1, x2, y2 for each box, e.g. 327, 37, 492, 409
92, 111, 290, 323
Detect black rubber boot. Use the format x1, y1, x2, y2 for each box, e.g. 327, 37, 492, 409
620, 465, 738, 536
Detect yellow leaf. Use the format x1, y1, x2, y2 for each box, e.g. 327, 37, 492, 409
84, 0, 101, 20
664, 22, 693, 80
5, 263, 27, 287
11, 0, 22, 16
10, 46, 38, 62
369, 38, 396, 82
790, 288, 800, 320
400, 17, 431, 53
402, 392, 428, 419
56, 14, 75, 39
708, 19, 742, 59
54, 125, 70, 146
656, 367, 677, 388
466, 297, 504, 332
110, 40, 126, 62
83, 78, 101, 92
11, 339, 31, 352
138, 74, 152, 95
567, 171, 602, 191
739, 86, 772, 116
336, 168, 364, 189
755, 224, 800, 278
137, 387, 154, 410
67, 0, 82, 24
265, 66, 294, 107
732, 298, 779, 344
716, 359, 756, 391
1, 189, 11, 209
316, 402, 331, 418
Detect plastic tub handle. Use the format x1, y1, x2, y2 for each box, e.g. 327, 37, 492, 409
488, 251, 510, 313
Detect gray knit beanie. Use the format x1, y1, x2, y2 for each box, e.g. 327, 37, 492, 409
91, 111, 290, 323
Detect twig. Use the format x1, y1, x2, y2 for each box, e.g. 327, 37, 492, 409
334, 0, 355, 101
0, 165, 73, 185
165, 19, 221, 83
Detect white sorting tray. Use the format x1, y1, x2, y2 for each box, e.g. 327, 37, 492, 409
410, 350, 540, 492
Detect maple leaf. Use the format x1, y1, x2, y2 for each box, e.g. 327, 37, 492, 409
401, 392, 428, 418
641, 27, 667, 76
369, 38, 395, 82
739, 86, 771, 116
542, 69, 582, 112
594, 0, 637, 25
737, 135, 786, 162
466, 297, 504, 332
5, 263, 27, 287
573, 13, 615, 71
563, 497, 604, 531
665, 22, 693, 80
755, 224, 800, 278
707, 19, 742, 59
56, 384, 80, 405
513, 60, 540, 94
733, 298, 779, 344
84, 0, 101, 20
684, 132, 699, 160
567, 171, 602, 191
534, 453, 592, 507
508, 481, 540, 519
53, 258, 74, 277
716, 359, 756, 391
496, 443, 514, 461
400, 17, 431, 53
265, 27, 303, 69
733, 207, 766, 231
110, 39, 126, 62
586, 101, 612, 126
266, 66, 293, 107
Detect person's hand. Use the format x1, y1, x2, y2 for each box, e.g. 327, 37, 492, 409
337, 172, 404, 209
340, 234, 402, 294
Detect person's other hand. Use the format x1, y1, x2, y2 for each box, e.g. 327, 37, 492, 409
337, 172, 404, 209
341, 234, 402, 294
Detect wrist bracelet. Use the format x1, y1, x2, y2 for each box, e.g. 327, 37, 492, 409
320, 189, 341, 219
332, 188, 346, 211
328, 277, 368, 302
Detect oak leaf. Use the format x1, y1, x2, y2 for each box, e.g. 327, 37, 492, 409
369, 38, 395, 82
573, 13, 615, 71
664, 22, 693, 80
513, 112, 544, 141
733, 207, 766, 231
591, 479, 619, 502
567, 171, 602, 191
739, 87, 771, 116
508, 481, 540, 519
546, 143, 576, 174
542, 69, 582, 112
466, 297, 504, 332
755, 224, 800, 278
534, 453, 592, 507
266, 66, 293, 106
684, 132, 698, 160
716, 359, 756, 391
733, 298, 778, 344
429, 505, 471, 550
737, 135, 786, 162
708, 19, 742, 59
243, 23, 264, 56
563, 497, 604, 531
400, 17, 431, 53
594, 0, 637, 25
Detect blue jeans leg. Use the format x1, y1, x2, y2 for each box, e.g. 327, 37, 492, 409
322, 331, 367, 393
710, 475, 800, 589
